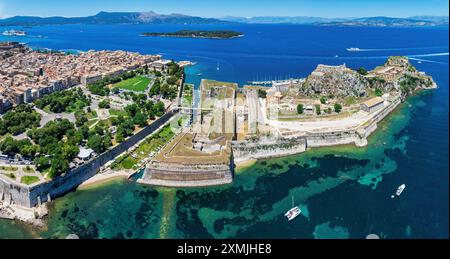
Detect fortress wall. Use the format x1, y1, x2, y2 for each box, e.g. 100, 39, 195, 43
232, 137, 307, 162
305, 131, 359, 148
139, 161, 233, 187
233, 97, 402, 162
0, 110, 177, 208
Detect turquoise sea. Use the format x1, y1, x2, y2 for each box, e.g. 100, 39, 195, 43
0, 24, 448, 238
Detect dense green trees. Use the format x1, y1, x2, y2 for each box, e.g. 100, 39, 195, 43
399, 74, 431, 97
24, 119, 80, 177
130, 93, 148, 106
149, 79, 161, 97
142, 30, 242, 39
167, 61, 183, 78
133, 112, 148, 127
0, 137, 33, 156
334, 103, 342, 113
98, 99, 111, 109
160, 83, 177, 100
75, 110, 88, 127
0, 104, 41, 136
88, 82, 110, 96
315, 105, 321, 115
34, 88, 90, 113
357, 67, 368, 75
48, 155, 69, 179
297, 104, 304, 114
147, 63, 182, 100
374, 88, 383, 97
257, 89, 267, 98
166, 76, 178, 85
87, 134, 106, 153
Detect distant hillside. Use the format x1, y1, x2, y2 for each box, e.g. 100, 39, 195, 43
221, 15, 449, 26
0, 12, 447, 27
320, 16, 449, 26
0, 11, 230, 26
221, 16, 350, 24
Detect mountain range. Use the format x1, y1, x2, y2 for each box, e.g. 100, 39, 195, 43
0, 11, 228, 26
221, 15, 449, 26
0, 11, 448, 27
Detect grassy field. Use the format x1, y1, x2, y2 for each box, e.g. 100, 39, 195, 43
109, 108, 128, 117
0, 165, 18, 171
21, 176, 40, 185
114, 76, 151, 92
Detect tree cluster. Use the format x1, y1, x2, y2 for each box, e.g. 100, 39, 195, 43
0, 104, 41, 136
34, 88, 90, 113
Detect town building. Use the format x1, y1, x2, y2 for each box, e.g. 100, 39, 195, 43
360, 97, 385, 113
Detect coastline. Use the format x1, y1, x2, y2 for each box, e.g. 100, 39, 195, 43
78, 170, 135, 190
235, 158, 257, 171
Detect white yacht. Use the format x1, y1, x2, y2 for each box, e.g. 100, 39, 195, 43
391, 184, 406, 198
2, 30, 27, 36
285, 196, 301, 221
346, 47, 361, 52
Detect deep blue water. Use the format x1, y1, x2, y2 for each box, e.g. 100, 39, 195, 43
0, 24, 448, 238
1, 24, 448, 85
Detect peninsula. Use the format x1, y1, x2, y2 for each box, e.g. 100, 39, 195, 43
141, 30, 244, 39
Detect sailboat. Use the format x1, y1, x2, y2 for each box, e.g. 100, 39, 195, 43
216, 63, 220, 71
284, 196, 301, 221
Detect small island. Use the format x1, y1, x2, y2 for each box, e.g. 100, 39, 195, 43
141, 30, 244, 39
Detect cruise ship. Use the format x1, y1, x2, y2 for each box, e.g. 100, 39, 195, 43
2, 30, 27, 36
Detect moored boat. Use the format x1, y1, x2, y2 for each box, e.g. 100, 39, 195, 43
285, 196, 301, 221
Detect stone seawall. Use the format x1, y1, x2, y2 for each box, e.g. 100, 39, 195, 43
139, 161, 233, 187
232, 137, 307, 163
0, 110, 177, 208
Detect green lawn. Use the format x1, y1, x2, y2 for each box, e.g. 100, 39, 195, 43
86, 110, 98, 119
21, 176, 40, 185
0, 165, 18, 171
114, 76, 151, 92
109, 109, 128, 117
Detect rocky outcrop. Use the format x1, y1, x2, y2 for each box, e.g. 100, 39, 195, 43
301, 64, 368, 97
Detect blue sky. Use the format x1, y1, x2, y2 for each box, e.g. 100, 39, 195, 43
0, 0, 448, 18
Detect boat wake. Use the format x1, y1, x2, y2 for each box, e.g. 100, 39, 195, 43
347, 46, 448, 52
408, 57, 447, 64
408, 52, 449, 57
